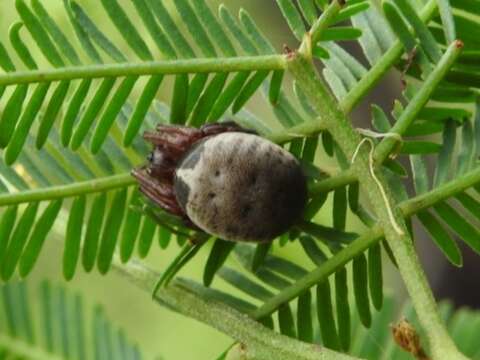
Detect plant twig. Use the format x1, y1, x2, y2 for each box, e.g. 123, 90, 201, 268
288, 49, 467, 360
112, 258, 360, 360
0, 55, 286, 86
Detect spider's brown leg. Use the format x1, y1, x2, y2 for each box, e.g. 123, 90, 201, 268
139, 185, 184, 216
132, 167, 175, 198
146, 125, 203, 148
200, 122, 257, 136
143, 132, 188, 155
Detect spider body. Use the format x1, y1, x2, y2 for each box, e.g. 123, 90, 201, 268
132, 122, 307, 243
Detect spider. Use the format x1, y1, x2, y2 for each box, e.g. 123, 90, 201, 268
132, 121, 308, 243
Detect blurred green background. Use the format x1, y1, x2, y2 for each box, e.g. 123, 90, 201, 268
0, 1, 470, 359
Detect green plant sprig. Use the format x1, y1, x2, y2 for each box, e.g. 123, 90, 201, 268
288, 37, 467, 360
113, 257, 360, 360
0, 56, 286, 87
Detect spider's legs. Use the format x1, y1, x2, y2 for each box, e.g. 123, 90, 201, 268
200, 121, 257, 136
132, 167, 182, 213
139, 185, 184, 217
145, 125, 203, 151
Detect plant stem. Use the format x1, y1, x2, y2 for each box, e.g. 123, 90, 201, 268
0, 173, 134, 205
307, 0, 344, 47
401, 166, 480, 216
112, 258, 359, 360
288, 52, 467, 360
375, 40, 463, 162
0, 56, 286, 86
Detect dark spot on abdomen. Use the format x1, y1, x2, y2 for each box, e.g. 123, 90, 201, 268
173, 176, 190, 211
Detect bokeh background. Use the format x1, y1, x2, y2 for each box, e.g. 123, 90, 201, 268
0, 1, 476, 359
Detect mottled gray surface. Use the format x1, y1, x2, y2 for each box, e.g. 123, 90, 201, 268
174, 132, 307, 242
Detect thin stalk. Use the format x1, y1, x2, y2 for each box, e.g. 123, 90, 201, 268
113, 258, 359, 360
308, 170, 355, 194
301, 0, 344, 56
375, 40, 463, 162
0, 56, 286, 86
267, 120, 326, 144
289, 52, 466, 360
0, 173, 134, 205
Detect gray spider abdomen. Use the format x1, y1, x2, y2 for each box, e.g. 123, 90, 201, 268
174, 132, 307, 242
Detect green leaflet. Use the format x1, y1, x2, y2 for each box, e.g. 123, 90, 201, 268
174, 0, 216, 57
1, 202, 39, 281
97, 188, 128, 274
335, 267, 351, 351
83, 193, 107, 272
71, 78, 116, 150
170, 74, 189, 124
417, 210, 462, 267
0, 206, 19, 264
189, 73, 229, 126
209, 71, 250, 122
434, 201, 480, 254
317, 280, 341, 350
333, 187, 347, 230
100, 0, 153, 60
16, 0, 64, 67
353, 253, 371, 328
232, 71, 270, 114
90, 76, 139, 154
297, 290, 313, 342
5, 83, 51, 165
0, 85, 28, 148
137, 216, 157, 258
251, 243, 272, 272
278, 303, 297, 338
120, 191, 143, 263
218, 267, 274, 301
19, 200, 63, 277
62, 79, 92, 148
276, 0, 306, 40
203, 240, 236, 287
37, 81, 71, 149
64, 196, 86, 280
124, 75, 164, 146
368, 243, 383, 310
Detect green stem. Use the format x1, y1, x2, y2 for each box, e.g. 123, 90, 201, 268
401, 166, 480, 216
288, 52, 466, 360
0, 56, 286, 86
112, 258, 359, 360
307, 0, 344, 48
0, 173, 134, 205
308, 169, 356, 194
267, 120, 326, 144
375, 40, 463, 162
